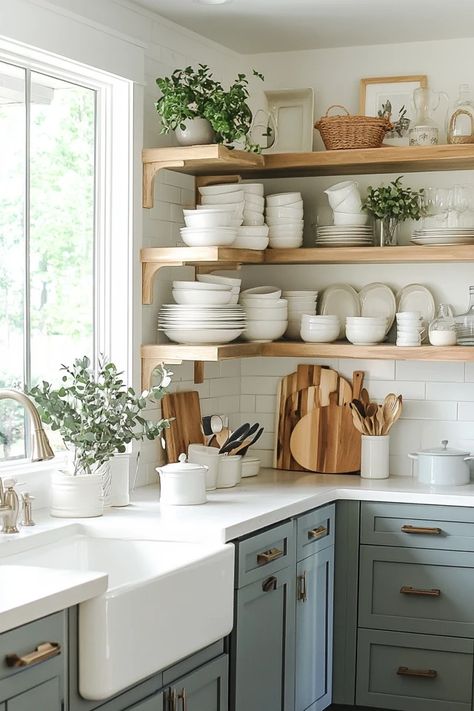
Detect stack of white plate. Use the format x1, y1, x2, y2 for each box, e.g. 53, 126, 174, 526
233, 224, 269, 250
196, 274, 241, 304
316, 225, 374, 248
172, 281, 233, 306
240, 286, 288, 342
345, 316, 387, 345
198, 183, 265, 227
301, 315, 340, 343
266, 192, 304, 248
411, 228, 474, 245
158, 304, 246, 345
282, 290, 318, 340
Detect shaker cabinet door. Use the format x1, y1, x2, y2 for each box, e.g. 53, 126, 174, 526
6, 677, 61, 711
127, 692, 164, 710
231, 566, 295, 711
295, 546, 334, 711
169, 655, 228, 711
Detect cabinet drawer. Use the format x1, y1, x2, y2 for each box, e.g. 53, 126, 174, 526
0, 612, 66, 699
296, 504, 335, 561
359, 545, 474, 637
236, 520, 295, 588
356, 628, 473, 711
361, 502, 474, 550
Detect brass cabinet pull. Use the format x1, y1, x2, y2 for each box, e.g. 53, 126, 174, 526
257, 547, 284, 565
177, 687, 187, 711
167, 688, 177, 711
401, 524, 442, 535
5, 642, 61, 668
308, 525, 327, 540
400, 585, 441, 597
297, 572, 307, 602
397, 666, 437, 679
262, 576, 278, 592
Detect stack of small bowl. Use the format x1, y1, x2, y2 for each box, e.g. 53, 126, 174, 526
282, 290, 319, 340
345, 317, 387, 345
198, 182, 265, 227
233, 224, 269, 251
181, 206, 240, 247
196, 274, 241, 304
240, 286, 288, 342
301, 315, 340, 343
172, 280, 234, 305
396, 311, 424, 347
266, 192, 304, 248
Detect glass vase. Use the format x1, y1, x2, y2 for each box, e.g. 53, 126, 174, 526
375, 217, 399, 247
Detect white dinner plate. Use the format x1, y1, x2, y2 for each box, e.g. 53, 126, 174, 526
319, 283, 360, 338
359, 283, 396, 334
396, 284, 435, 342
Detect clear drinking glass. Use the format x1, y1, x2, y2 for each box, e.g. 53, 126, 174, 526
454, 287, 474, 345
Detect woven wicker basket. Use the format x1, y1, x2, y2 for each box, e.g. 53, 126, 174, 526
315, 105, 391, 150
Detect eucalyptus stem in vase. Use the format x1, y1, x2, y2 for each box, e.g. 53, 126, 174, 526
363, 176, 425, 246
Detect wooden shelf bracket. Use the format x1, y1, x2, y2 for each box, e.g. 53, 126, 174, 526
143, 160, 186, 209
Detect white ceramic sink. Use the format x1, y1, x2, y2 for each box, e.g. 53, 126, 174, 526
2, 532, 234, 700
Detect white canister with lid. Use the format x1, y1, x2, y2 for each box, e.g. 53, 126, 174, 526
408, 440, 473, 486
157, 454, 207, 505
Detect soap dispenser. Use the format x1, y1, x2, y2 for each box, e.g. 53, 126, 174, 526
2, 479, 20, 534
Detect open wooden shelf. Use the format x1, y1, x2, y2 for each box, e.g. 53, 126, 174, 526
142, 144, 474, 208
141, 341, 474, 387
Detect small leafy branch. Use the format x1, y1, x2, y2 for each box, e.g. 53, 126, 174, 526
363, 176, 425, 221
155, 64, 264, 152
30, 356, 171, 475
378, 100, 410, 138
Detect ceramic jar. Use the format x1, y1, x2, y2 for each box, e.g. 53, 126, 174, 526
409, 440, 473, 486
157, 454, 207, 505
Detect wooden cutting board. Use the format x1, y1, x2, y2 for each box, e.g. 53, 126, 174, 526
279, 386, 319, 470
289, 392, 361, 473
161, 391, 204, 462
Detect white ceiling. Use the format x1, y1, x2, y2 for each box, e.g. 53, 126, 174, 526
132, 0, 474, 54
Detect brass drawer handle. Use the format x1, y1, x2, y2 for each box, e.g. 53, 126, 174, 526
297, 572, 307, 602
262, 576, 278, 592
308, 525, 327, 540
400, 585, 441, 597
167, 688, 177, 711
5, 642, 61, 668
257, 547, 284, 565
397, 666, 437, 679
177, 687, 187, 711
401, 524, 442, 535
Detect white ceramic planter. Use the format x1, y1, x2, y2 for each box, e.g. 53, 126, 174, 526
360, 435, 390, 479
175, 118, 215, 146
50, 471, 104, 518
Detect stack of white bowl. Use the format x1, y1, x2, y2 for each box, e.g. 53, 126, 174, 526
198, 183, 265, 227
240, 286, 288, 342
301, 315, 340, 343
266, 192, 304, 248
396, 311, 424, 347
324, 180, 369, 226
196, 274, 241, 304
181, 207, 239, 247
345, 317, 387, 345
172, 280, 233, 305
233, 224, 269, 251
282, 290, 319, 340
158, 297, 246, 345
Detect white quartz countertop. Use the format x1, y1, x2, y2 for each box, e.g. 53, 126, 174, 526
2, 469, 474, 632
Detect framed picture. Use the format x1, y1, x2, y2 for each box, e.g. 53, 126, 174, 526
359, 75, 427, 139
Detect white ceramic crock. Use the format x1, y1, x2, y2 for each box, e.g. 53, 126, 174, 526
50, 471, 104, 518
187, 443, 225, 491
157, 454, 207, 505
360, 435, 390, 479
409, 439, 473, 486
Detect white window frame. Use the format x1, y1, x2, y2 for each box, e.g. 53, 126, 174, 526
0, 37, 135, 486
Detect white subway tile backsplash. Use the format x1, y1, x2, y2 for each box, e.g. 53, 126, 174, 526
388, 420, 423, 456
251, 449, 273, 468
256, 395, 277, 413
420, 420, 474, 450
338, 359, 395, 381
240, 394, 256, 412
426, 382, 474, 401
217, 395, 241, 414
219, 360, 241, 378
458, 402, 474, 421
396, 361, 465, 382
465, 363, 474, 382
240, 412, 275, 433
210, 377, 241, 397
366, 379, 425, 400
242, 376, 281, 395
401, 400, 457, 420
389, 454, 413, 477
240, 357, 338, 377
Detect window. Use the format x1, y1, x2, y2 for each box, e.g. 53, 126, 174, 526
0, 43, 134, 466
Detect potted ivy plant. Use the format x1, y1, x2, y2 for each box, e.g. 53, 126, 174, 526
155, 64, 264, 152
30, 356, 171, 518
363, 176, 425, 246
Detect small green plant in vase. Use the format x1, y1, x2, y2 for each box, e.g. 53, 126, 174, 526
363, 176, 424, 246
30, 356, 171, 517
155, 64, 265, 152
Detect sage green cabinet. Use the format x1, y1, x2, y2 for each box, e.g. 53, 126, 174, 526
165, 654, 228, 711
127, 694, 163, 711
6, 678, 62, 711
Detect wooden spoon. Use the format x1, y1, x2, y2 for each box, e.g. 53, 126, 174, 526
360, 388, 370, 410
384, 395, 403, 434
349, 403, 368, 435
382, 393, 399, 434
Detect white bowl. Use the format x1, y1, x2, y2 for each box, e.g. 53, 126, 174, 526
172, 280, 230, 291
302, 314, 339, 321
243, 210, 265, 226
283, 290, 318, 297
241, 297, 287, 308
268, 223, 304, 235
240, 183, 265, 196
244, 194, 265, 210
172, 289, 232, 306
198, 183, 242, 196
164, 328, 243, 345
333, 212, 369, 226
233, 235, 270, 250
201, 191, 244, 205
243, 320, 287, 342
331, 194, 362, 213
245, 307, 288, 321
285, 320, 304, 340
346, 316, 387, 325
325, 181, 361, 210
197, 274, 242, 288
266, 192, 302, 206
266, 206, 303, 220
346, 329, 385, 345
241, 456, 260, 478
267, 217, 304, 227
269, 236, 303, 249
241, 286, 282, 299
183, 210, 235, 229
180, 228, 236, 247
196, 203, 244, 217
237, 225, 269, 237
301, 326, 340, 343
